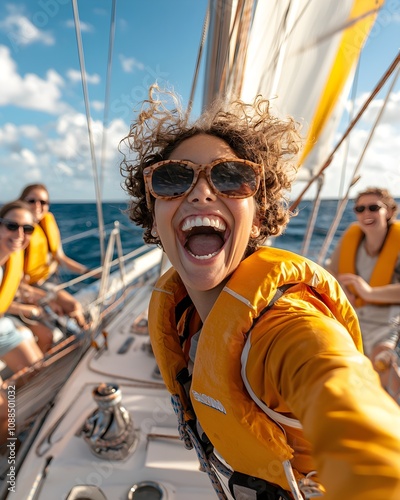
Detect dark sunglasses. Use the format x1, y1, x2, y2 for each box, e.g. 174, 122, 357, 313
0, 218, 35, 235
354, 204, 384, 214
26, 198, 49, 206
143, 159, 263, 208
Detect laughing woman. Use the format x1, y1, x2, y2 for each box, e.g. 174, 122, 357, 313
0, 201, 48, 370
121, 87, 400, 500
19, 184, 89, 283
18, 184, 89, 328
328, 188, 400, 358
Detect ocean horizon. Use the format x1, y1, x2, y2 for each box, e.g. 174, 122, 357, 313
4, 198, 399, 285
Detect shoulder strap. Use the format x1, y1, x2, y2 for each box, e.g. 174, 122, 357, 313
370, 222, 400, 287
241, 285, 302, 430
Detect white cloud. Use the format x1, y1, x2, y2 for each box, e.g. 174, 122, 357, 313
19, 148, 37, 166
292, 90, 400, 201
0, 122, 19, 147
65, 19, 94, 33
118, 19, 128, 31
119, 54, 144, 73
349, 90, 400, 126
0, 111, 129, 200
0, 11, 54, 47
93, 8, 108, 17
91, 100, 104, 111
56, 161, 74, 175
66, 68, 101, 85
0, 45, 69, 114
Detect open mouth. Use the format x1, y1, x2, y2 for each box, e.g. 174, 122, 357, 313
181, 216, 227, 260
9, 240, 23, 250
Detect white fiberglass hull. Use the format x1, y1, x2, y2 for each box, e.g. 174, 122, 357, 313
12, 273, 216, 500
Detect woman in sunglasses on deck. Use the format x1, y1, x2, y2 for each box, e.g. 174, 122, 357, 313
18, 184, 89, 328
0, 200, 53, 362
327, 187, 400, 390
328, 188, 399, 355
19, 184, 89, 283
121, 86, 400, 500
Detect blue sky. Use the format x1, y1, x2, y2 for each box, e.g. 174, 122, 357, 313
0, 1, 399, 202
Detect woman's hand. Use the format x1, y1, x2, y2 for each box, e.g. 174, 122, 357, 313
338, 273, 372, 302
68, 305, 88, 329
55, 290, 89, 329
18, 282, 47, 304
18, 304, 43, 320
46, 299, 65, 317
371, 342, 400, 401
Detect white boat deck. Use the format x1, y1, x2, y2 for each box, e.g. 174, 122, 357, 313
13, 282, 218, 499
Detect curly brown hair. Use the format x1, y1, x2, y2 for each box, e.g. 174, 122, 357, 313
355, 187, 398, 223
120, 85, 303, 252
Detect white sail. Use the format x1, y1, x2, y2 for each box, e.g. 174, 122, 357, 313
202, 0, 385, 180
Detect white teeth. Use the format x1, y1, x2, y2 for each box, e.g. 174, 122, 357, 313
182, 216, 226, 232
188, 250, 218, 260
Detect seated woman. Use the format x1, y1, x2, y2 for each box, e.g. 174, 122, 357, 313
18, 184, 90, 328
327, 187, 400, 392
0, 200, 51, 367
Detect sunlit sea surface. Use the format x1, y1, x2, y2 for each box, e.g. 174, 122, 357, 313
53, 198, 400, 281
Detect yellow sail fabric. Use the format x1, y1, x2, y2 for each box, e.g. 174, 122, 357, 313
203, 0, 385, 176
300, 0, 385, 163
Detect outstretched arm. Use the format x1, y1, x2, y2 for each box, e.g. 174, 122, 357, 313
56, 247, 89, 275
338, 273, 400, 304
248, 301, 400, 499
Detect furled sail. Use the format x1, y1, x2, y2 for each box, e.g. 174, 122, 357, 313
202, 0, 385, 181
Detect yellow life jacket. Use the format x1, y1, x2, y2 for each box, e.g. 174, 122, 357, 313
338, 221, 400, 307
149, 247, 362, 493
0, 250, 24, 314
24, 212, 61, 285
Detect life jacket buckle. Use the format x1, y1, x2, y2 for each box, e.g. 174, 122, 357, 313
228, 471, 293, 500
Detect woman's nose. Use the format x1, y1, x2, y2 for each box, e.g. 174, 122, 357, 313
187, 173, 217, 203
16, 226, 25, 238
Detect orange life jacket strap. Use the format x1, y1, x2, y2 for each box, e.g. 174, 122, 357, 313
338, 222, 400, 306
0, 251, 23, 314
39, 212, 61, 255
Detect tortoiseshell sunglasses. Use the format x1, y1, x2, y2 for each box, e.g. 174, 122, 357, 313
143, 158, 265, 208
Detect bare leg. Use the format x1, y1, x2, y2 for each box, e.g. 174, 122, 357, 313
29, 323, 54, 353
1, 338, 43, 373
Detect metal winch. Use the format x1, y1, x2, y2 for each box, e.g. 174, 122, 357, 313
81, 383, 137, 460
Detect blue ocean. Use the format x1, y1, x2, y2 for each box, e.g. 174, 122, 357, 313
53, 199, 362, 279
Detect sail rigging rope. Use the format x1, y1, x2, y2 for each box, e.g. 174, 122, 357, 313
99, 0, 117, 196
300, 45, 362, 258
337, 56, 361, 201
290, 50, 400, 211
317, 64, 400, 265
186, 2, 209, 119
71, 0, 106, 263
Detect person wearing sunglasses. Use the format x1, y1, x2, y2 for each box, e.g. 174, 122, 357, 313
121, 86, 400, 500
19, 184, 89, 284
18, 184, 90, 329
327, 187, 400, 391
327, 188, 399, 355
0, 200, 55, 364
